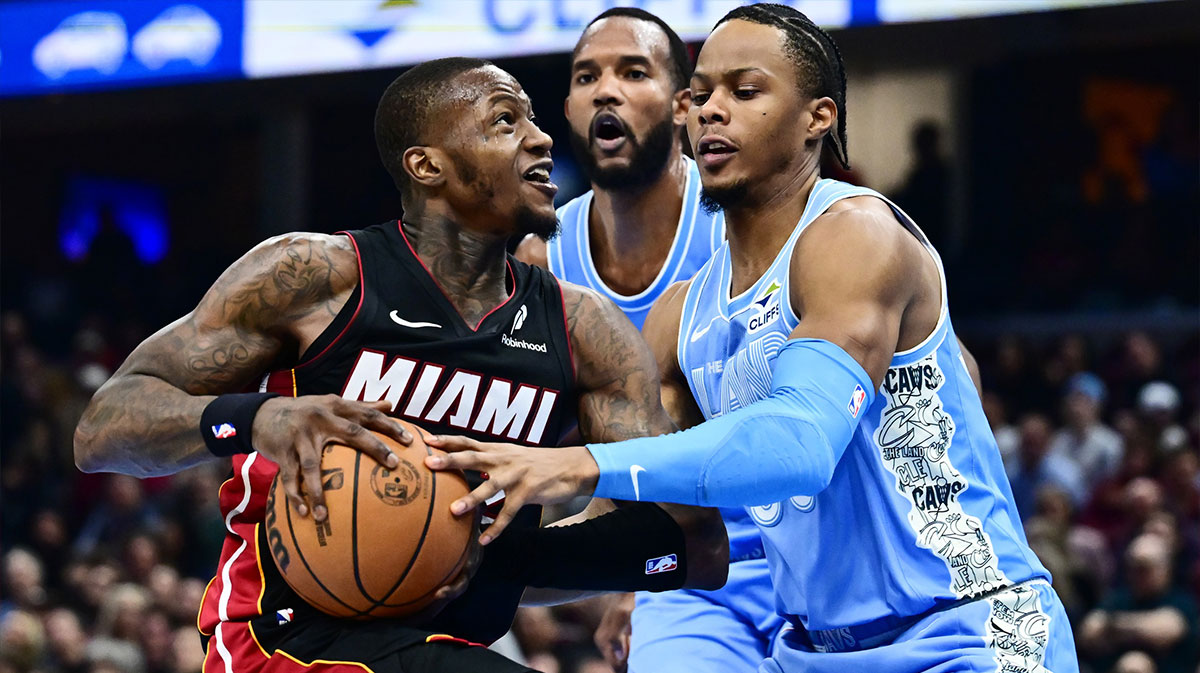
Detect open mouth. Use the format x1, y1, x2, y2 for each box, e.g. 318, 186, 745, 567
592, 112, 628, 152
522, 161, 558, 197
697, 137, 737, 157
696, 135, 738, 169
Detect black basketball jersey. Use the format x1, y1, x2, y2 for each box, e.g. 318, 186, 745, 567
257, 220, 578, 644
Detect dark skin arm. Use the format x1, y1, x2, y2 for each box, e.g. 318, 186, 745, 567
513, 234, 549, 268
591, 279, 703, 672
73, 233, 414, 520
429, 282, 727, 590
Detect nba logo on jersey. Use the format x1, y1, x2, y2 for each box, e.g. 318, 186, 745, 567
645, 554, 678, 575
276, 608, 293, 625
847, 385, 867, 418
211, 423, 237, 439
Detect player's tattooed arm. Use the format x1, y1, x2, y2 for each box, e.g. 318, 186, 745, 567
561, 283, 677, 443
74, 234, 408, 517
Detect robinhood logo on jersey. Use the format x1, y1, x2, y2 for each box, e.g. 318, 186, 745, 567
501, 333, 547, 353
747, 280, 783, 334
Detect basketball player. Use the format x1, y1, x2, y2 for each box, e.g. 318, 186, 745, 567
515, 8, 782, 673
425, 5, 1079, 672
73, 58, 729, 672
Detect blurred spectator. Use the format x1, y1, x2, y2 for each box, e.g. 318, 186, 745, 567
0, 611, 45, 673
73, 476, 164, 559
1049, 372, 1123, 490
981, 391, 1020, 469
1079, 534, 1199, 673
2, 550, 47, 614
894, 121, 949, 248
43, 608, 89, 673
1006, 413, 1087, 519
1137, 381, 1186, 455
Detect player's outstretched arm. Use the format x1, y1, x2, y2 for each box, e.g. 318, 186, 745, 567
427, 205, 931, 510
74, 233, 410, 519
428, 282, 728, 590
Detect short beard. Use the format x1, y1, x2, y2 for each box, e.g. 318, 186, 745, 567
569, 115, 676, 191
515, 205, 559, 240
699, 180, 750, 215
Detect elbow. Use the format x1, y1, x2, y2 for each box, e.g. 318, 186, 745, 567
73, 422, 103, 473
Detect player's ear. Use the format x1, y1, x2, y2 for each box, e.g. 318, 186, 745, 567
673, 88, 691, 128
806, 96, 836, 142
403, 147, 446, 189
563, 95, 572, 121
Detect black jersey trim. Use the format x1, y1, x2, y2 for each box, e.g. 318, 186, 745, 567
294, 232, 367, 371
396, 222, 518, 333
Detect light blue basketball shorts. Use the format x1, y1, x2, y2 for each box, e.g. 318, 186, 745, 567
630, 558, 786, 673
760, 580, 1079, 673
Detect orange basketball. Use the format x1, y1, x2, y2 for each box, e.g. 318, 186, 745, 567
264, 424, 474, 619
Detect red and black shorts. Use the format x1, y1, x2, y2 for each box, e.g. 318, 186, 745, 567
202, 611, 536, 673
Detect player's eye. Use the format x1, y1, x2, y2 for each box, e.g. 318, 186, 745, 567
627, 70, 647, 80
575, 73, 594, 85
734, 88, 759, 100
495, 112, 514, 126
692, 92, 710, 105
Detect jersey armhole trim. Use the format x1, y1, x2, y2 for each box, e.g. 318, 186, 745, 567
293, 231, 366, 371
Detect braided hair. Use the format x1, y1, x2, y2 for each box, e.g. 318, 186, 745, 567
716, 3, 850, 169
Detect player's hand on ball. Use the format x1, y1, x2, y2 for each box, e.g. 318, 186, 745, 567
423, 436, 599, 544
253, 395, 413, 522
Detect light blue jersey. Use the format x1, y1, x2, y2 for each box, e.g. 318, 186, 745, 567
548, 157, 782, 672
677, 179, 1073, 671
550, 156, 725, 330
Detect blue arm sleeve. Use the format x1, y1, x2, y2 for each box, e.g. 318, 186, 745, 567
587, 339, 875, 506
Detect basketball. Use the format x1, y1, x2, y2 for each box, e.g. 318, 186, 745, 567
263, 424, 475, 619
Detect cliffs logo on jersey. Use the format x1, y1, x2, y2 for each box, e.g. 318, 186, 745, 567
747, 280, 783, 334
342, 349, 560, 444
645, 553, 678, 575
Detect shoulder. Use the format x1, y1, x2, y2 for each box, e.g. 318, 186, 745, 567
558, 280, 622, 332
204, 232, 359, 328
790, 195, 925, 301
513, 234, 549, 268
242, 232, 359, 289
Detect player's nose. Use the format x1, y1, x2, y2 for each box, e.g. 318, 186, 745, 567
592, 70, 624, 108
525, 121, 553, 156
697, 90, 729, 126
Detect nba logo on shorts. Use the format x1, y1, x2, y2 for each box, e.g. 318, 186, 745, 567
645, 554, 678, 575
212, 423, 237, 439
847, 385, 866, 418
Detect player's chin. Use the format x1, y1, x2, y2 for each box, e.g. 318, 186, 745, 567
514, 203, 559, 240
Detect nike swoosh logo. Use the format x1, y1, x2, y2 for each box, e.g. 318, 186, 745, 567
689, 315, 722, 343
630, 465, 646, 501
389, 311, 441, 329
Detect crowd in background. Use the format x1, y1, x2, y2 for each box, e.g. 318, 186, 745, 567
2, 305, 1197, 673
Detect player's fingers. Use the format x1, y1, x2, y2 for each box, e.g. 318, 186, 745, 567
279, 463, 309, 518
449, 479, 499, 517
478, 501, 520, 545
351, 402, 413, 447
331, 417, 400, 468
424, 449, 488, 473
438, 565, 471, 603
296, 441, 328, 522
424, 434, 480, 453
